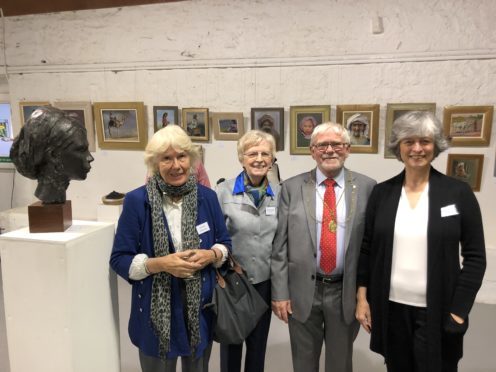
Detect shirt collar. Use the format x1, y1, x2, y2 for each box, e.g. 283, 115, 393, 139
316, 167, 345, 189
232, 171, 274, 197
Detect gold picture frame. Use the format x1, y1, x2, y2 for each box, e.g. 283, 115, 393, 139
19, 101, 50, 126
181, 108, 209, 142
336, 104, 379, 154
211, 112, 245, 141
153, 106, 179, 132
385, 103, 436, 158
93, 102, 147, 150
53, 101, 96, 152
290, 105, 331, 155
446, 153, 484, 192
443, 105, 493, 147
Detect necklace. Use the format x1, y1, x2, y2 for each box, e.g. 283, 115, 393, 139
316, 183, 345, 233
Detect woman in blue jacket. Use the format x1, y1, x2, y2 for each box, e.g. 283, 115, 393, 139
110, 125, 231, 372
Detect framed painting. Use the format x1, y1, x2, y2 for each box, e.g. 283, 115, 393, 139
446, 153, 484, 192
181, 108, 209, 142
443, 105, 493, 147
336, 104, 379, 154
251, 107, 284, 151
93, 102, 147, 150
153, 106, 179, 132
211, 112, 245, 141
53, 101, 96, 152
290, 105, 331, 155
19, 101, 50, 125
385, 103, 436, 158
0, 102, 13, 163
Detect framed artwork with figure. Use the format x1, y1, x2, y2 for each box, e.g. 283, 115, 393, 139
336, 104, 379, 154
384, 103, 436, 158
53, 101, 96, 152
251, 107, 284, 151
153, 106, 179, 132
446, 153, 484, 192
443, 105, 493, 147
93, 102, 147, 150
290, 105, 331, 155
19, 101, 50, 126
212, 112, 244, 141
181, 108, 209, 142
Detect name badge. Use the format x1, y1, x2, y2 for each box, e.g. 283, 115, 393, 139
196, 222, 210, 234
266, 207, 276, 216
441, 204, 458, 217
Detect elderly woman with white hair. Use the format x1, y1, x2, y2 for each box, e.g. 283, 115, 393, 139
356, 111, 486, 372
216, 130, 280, 372
110, 125, 231, 372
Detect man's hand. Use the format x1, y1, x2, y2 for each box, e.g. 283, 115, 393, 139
271, 300, 293, 323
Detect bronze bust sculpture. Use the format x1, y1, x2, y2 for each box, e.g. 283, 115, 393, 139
10, 106, 94, 204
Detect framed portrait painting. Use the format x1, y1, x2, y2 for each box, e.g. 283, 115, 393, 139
446, 154, 484, 192
290, 105, 331, 155
211, 112, 245, 141
384, 103, 436, 158
153, 106, 179, 132
443, 105, 493, 147
251, 107, 284, 151
93, 102, 147, 150
19, 101, 50, 126
336, 104, 379, 154
53, 101, 96, 152
181, 108, 209, 142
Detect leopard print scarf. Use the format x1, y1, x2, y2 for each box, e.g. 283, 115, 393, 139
146, 173, 201, 358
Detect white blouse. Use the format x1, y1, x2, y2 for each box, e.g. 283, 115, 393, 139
389, 184, 429, 307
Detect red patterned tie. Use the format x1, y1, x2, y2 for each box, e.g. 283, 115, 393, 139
320, 179, 337, 273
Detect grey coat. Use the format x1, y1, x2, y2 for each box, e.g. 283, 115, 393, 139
217, 177, 280, 284
271, 168, 376, 324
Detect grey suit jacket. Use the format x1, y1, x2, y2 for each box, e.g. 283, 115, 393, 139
271, 167, 376, 324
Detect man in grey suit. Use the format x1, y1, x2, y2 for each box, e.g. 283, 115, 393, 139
271, 122, 376, 372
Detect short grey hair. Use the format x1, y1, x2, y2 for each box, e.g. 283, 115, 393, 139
388, 111, 449, 161
237, 130, 276, 163
144, 125, 199, 174
310, 122, 350, 146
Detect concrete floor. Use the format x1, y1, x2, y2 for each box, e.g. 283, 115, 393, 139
2, 267, 494, 372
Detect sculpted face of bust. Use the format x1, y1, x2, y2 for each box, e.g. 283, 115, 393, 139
10, 106, 94, 204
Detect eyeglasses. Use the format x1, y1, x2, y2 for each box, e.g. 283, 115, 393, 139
312, 142, 348, 152
243, 151, 272, 160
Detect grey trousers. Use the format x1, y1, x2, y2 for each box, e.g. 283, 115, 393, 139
139, 343, 212, 372
288, 281, 359, 372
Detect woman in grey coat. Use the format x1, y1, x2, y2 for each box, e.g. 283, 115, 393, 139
216, 130, 280, 372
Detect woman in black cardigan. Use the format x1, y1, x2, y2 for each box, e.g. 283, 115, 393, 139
356, 111, 486, 372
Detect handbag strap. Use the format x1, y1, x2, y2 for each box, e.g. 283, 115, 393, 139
215, 252, 243, 289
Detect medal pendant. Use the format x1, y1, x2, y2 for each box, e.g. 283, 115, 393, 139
328, 220, 337, 233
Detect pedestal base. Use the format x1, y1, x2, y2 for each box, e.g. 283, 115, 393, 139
28, 201, 72, 233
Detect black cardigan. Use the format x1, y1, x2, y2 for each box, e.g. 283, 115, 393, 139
357, 167, 486, 370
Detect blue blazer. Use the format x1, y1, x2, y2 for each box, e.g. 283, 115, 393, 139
110, 184, 231, 358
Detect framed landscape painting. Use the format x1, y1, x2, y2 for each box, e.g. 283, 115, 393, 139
443, 105, 493, 147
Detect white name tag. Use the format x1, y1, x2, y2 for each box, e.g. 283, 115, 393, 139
196, 222, 210, 234
266, 207, 276, 215
441, 204, 458, 217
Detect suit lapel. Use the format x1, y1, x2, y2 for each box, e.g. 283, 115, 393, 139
343, 168, 356, 252
302, 169, 317, 252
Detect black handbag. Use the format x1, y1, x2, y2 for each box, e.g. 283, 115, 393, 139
206, 255, 269, 344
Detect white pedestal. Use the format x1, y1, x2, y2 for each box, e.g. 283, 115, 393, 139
0, 220, 120, 372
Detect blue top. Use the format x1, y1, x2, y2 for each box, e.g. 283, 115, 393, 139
109, 184, 231, 359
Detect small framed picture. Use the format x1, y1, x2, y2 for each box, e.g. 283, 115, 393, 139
153, 106, 179, 132
336, 104, 379, 154
19, 101, 50, 125
53, 101, 96, 152
211, 112, 245, 141
93, 102, 147, 150
251, 107, 284, 151
446, 154, 484, 192
290, 105, 331, 155
385, 103, 436, 158
443, 105, 493, 147
181, 108, 209, 142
